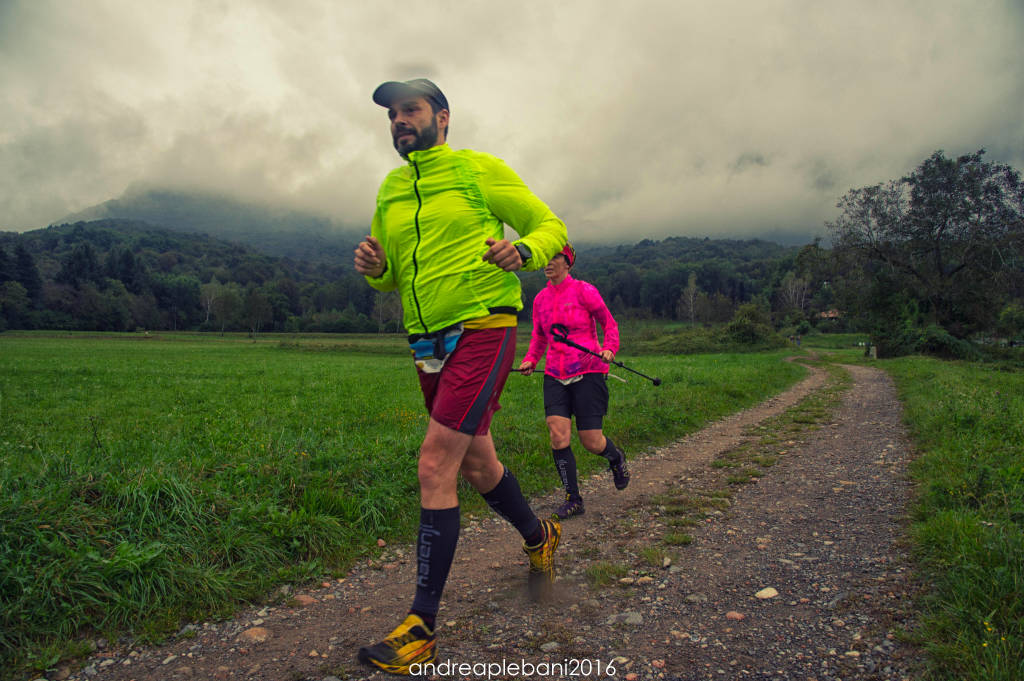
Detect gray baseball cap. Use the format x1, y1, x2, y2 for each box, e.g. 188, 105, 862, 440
372, 78, 449, 111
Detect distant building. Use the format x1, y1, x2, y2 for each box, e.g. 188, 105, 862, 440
819, 309, 841, 319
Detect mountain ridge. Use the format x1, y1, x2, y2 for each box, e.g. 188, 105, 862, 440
58, 186, 366, 262
53, 186, 814, 260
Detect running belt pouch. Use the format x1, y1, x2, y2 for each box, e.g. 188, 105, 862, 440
409, 323, 464, 373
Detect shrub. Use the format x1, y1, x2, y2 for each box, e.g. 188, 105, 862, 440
918, 324, 981, 360
997, 302, 1024, 340
873, 320, 980, 360
726, 304, 777, 345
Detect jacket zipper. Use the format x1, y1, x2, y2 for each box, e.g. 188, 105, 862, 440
410, 159, 428, 332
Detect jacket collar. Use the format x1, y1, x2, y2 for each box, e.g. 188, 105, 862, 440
407, 143, 452, 166
547, 274, 575, 289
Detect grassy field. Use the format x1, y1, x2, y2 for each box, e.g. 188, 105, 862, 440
0, 331, 807, 676
797, 331, 869, 351
883, 357, 1024, 681
4, 331, 1020, 678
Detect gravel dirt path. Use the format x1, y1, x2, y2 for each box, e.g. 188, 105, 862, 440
58, 361, 922, 681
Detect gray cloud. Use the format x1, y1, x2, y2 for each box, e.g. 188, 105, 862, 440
2, 0, 1023, 245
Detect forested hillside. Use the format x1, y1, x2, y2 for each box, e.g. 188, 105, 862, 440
61, 186, 366, 263
0, 220, 373, 333
565, 237, 800, 321
0, 220, 815, 334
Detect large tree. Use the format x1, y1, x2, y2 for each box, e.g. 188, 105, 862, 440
828, 149, 1024, 350
210, 282, 243, 334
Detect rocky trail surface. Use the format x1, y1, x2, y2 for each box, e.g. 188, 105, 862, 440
54, 362, 921, 681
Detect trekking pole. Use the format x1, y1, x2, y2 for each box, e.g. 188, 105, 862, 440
549, 324, 662, 386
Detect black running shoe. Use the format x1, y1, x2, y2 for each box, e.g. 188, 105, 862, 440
610, 451, 630, 490
552, 494, 585, 520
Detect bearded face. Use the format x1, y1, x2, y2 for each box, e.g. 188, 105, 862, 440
393, 115, 440, 159
389, 96, 446, 160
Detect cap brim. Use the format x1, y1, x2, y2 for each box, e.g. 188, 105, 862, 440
372, 82, 418, 107
373, 81, 448, 111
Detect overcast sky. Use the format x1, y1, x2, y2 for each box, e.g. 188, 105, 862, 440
2, 0, 1022, 244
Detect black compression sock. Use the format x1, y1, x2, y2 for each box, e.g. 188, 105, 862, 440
600, 437, 623, 463
552, 446, 580, 498
481, 467, 541, 541
524, 521, 546, 547
409, 609, 436, 631
410, 506, 460, 622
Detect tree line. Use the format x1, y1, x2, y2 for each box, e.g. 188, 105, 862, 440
0, 221, 377, 334
2, 149, 1021, 356
1, 220, 812, 336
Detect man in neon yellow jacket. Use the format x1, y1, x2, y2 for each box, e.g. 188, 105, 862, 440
354, 78, 567, 675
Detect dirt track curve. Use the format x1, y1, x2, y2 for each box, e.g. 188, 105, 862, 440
59, 361, 921, 681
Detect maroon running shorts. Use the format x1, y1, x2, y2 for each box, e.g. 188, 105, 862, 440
417, 326, 516, 435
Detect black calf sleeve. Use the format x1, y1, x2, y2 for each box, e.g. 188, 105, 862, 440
410, 506, 460, 620
552, 446, 580, 497
600, 437, 622, 463
481, 467, 541, 540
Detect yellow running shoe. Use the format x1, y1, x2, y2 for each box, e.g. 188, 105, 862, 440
523, 518, 561, 600
357, 613, 436, 675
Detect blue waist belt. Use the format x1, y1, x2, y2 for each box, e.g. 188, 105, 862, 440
408, 323, 464, 374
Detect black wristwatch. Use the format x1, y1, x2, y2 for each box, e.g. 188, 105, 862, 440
514, 243, 532, 265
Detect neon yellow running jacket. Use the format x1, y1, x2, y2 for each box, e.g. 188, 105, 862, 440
365, 144, 567, 335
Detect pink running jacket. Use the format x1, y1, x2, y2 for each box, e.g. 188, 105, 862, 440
523, 275, 620, 379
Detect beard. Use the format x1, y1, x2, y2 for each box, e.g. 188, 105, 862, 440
394, 117, 440, 159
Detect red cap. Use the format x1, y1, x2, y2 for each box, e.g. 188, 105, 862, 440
560, 243, 576, 267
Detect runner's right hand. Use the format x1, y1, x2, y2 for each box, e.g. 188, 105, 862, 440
354, 236, 385, 277
518, 360, 535, 376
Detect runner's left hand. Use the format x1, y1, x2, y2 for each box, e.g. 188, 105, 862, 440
600, 350, 615, 363
482, 238, 523, 271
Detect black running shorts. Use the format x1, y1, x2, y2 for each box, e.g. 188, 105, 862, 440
542, 372, 609, 430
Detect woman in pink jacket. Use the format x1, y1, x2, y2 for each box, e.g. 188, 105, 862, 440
518, 244, 630, 519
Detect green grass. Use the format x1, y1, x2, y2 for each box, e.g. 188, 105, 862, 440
883, 357, 1024, 681
798, 332, 869, 350
640, 546, 667, 567
584, 560, 630, 587
0, 331, 806, 676
726, 468, 762, 485
0, 334, 424, 674
794, 332, 872, 364
662, 532, 693, 546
